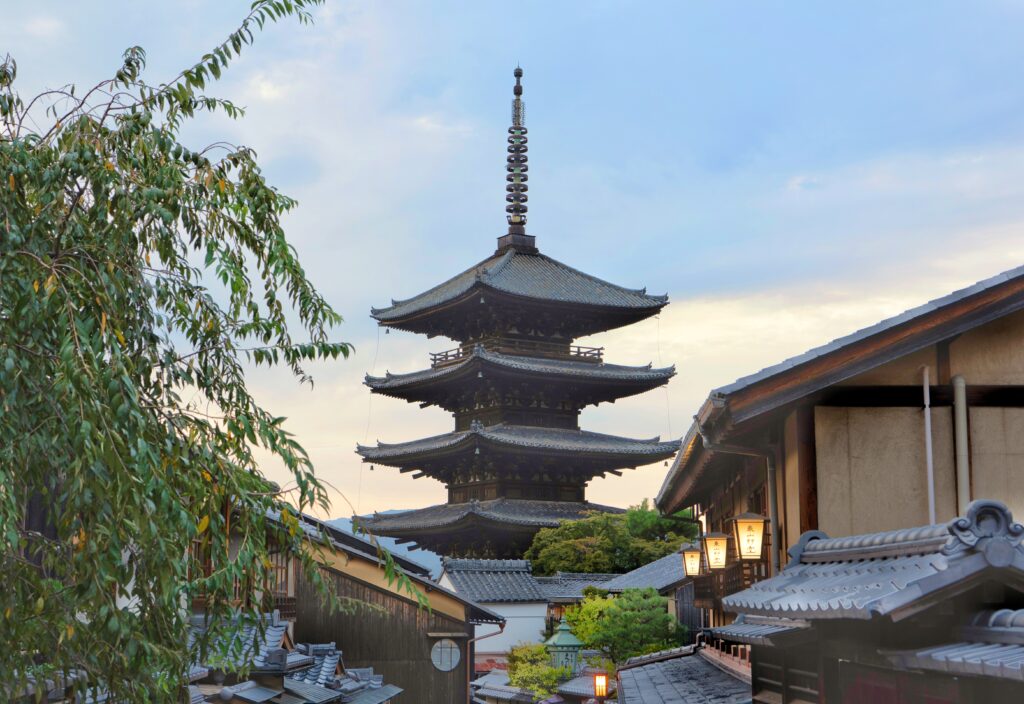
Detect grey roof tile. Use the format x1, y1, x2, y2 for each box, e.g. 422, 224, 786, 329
884, 642, 1024, 683
534, 572, 618, 600
366, 348, 674, 390
616, 650, 750, 704
603, 552, 686, 593
191, 612, 314, 674
372, 250, 667, 321
724, 500, 1024, 621
705, 615, 808, 646
443, 558, 546, 603
558, 668, 614, 697
344, 684, 403, 704
357, 423, 678, 463
359, 498, 624, 532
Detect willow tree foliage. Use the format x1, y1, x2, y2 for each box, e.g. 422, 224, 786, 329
0, 2, 383, 699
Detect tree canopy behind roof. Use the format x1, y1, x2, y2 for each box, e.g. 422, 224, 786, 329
0, 1, 415, 699
525, 500, 697, 576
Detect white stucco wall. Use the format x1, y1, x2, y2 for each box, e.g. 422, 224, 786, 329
438, 572, 548, 655
471, 602, 548, 655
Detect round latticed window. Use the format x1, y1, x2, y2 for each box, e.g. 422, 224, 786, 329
431, 638, 461, 672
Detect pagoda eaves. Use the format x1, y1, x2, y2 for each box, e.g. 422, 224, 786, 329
357, 498, 626, 558
370, 247, 668, 340
365, 346, 675, 411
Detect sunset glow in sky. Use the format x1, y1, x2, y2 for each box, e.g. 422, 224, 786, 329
7, 1, 1024, 519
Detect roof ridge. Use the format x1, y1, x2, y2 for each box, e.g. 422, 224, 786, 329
714, 263, 1024, 397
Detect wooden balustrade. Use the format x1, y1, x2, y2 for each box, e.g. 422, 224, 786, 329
430, 338, 604, 367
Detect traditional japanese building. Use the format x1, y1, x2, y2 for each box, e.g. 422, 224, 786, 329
357, 68, 677, 558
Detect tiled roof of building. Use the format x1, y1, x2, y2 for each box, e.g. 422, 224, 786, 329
713, 263, 1024, 399
365, 347, 674, 391
724, 500, 1024, 620
443, 558, 546, 603
622, 646, 697, 668
534, 572, 618, 600
286, 642, 342, 693
371, 249, 668, 322
616, 649, 750, 704
603, 551, 686, 593
557, 668, 613, 697
705, 615, 808, 646
886, 608, 1024, 683
191, 612, 314, 675
345, 684, 404, 704
286, 511, 505, 625
360, 498, 624, 532
357, 423, 678, 463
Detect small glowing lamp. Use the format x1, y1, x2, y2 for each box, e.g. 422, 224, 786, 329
593, 672, 609, 698
703, 531, 730, 570
681, 542, 703, 577
731, 512, 768, 561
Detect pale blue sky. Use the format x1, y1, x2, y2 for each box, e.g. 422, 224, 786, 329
6, 2, 1024, 516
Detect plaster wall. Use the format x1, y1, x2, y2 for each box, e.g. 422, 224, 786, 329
969, 407, 1024, 518
949, 308, 1024, 384
840, 346, 939, 386
815, 406, 957, 536
470, 602, 548, 656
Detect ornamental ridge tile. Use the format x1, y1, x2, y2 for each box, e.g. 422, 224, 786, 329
724, 500, 1024, 621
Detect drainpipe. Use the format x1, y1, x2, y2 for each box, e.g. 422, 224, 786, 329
467, 622, 505, 703
922, 366, 936, 524
695, 421, 781, 575
953, 375, 971, 514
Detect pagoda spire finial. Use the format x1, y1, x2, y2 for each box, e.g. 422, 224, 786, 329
505, 66, 529, 237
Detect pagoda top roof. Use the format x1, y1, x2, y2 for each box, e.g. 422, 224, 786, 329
370, 248, 667, 324
356, 422, 679, 464
358, 498, 625, 534
365, 346, 675, 391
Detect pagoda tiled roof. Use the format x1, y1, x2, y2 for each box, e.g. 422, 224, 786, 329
365, 347, 674, 392
358, 498, 625, 533
356, 423, 679, 465
371, 249, 667, 322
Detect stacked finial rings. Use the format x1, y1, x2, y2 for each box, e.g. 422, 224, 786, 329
506, 126, 528, 225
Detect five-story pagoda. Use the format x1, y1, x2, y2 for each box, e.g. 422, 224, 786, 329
357, 68, 677, 558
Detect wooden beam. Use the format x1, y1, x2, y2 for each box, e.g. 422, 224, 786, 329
816, 385, 1024, 407
796, 405, 818, 534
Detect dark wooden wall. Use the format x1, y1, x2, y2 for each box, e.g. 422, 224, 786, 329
294, 567, 470, 704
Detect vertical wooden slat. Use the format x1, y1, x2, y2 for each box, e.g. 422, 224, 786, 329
797, 405, 819, 533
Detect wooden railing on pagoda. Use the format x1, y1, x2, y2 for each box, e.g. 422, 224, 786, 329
430, 337, 604, 368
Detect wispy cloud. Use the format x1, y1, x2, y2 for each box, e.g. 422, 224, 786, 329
23, 16, 66, 41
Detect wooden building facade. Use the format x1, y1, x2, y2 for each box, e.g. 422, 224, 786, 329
290, 520, 504, 704
657, 265, 1024, 630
